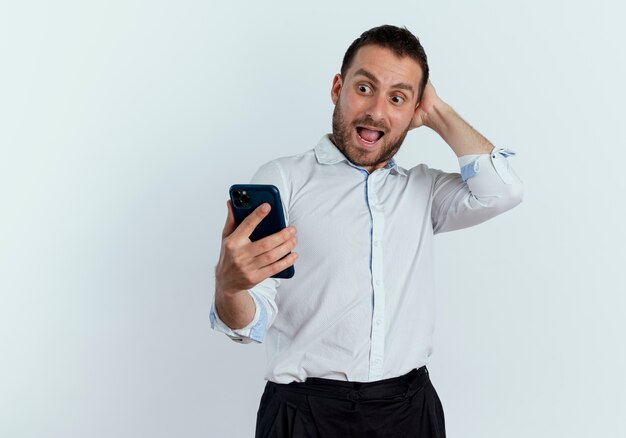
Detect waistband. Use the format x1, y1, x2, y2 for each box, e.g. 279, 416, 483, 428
267, 366, 429, 402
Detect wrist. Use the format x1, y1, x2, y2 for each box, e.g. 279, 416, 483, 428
216, 285, 247, 301
214, 285, 256, 330
424, 99, 452, 133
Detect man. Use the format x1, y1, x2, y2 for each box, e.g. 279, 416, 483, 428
210, 25, 523, 437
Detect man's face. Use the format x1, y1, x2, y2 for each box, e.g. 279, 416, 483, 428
331, 44, 423, 173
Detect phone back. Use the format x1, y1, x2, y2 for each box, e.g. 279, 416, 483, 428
229, 184, 294, 278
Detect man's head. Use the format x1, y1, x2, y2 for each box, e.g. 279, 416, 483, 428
331, 25, 429, 172
341, 25, 429, 101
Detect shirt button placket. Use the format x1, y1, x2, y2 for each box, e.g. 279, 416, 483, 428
367, 172, 386, 381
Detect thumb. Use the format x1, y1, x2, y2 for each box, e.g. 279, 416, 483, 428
410, 106, 425, 130
221, 200, 236, 239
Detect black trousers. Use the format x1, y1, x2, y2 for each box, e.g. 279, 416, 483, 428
255, 367, 446, 438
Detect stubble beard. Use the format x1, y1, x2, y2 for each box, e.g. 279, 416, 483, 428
331, 100, 410, 170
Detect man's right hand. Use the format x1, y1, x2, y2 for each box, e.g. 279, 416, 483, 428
215, 200, 298, 298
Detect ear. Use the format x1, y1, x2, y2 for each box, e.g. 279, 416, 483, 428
330, 73, 342, 105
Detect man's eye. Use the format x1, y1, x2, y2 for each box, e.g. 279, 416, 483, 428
358, 85, 371, 93
391, 95, 405, 104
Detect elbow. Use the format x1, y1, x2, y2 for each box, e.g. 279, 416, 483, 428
498, 181, 524, 213
510, 180, 524, 206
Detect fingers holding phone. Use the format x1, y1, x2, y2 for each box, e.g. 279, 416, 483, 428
249, 226, 298, 271
228, 184, 296, 279
216, 185, 297, 296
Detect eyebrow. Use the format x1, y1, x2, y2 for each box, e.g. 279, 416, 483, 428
353, 68, 415, 96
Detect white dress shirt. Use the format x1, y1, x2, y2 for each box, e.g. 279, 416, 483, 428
210, 134, 523, 384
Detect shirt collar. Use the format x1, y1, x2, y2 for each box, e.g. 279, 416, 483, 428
314, 134, 407, 177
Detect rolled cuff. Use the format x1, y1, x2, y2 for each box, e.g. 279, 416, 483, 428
459, 148, 518, 184
209, 291, 268, 344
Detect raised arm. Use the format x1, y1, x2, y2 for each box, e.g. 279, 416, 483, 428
411, 80, 523, 233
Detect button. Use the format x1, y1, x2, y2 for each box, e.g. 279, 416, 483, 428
373, 241, 379, 247
375, 280, 381, 286
375, 319, 382, 326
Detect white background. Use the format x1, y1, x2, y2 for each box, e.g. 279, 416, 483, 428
1, 1, 625, 437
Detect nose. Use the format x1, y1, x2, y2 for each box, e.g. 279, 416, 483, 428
365, 94, 387, 122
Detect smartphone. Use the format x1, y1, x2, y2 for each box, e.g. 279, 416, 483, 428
229, 184, 295, 279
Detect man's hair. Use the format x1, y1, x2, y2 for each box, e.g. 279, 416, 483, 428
340, 25, 429, 102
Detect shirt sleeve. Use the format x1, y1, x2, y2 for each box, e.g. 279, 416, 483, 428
209, 159, 288, 343
431, 147, 523, 234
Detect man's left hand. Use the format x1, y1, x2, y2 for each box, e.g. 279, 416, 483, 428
410, 80, 444, 130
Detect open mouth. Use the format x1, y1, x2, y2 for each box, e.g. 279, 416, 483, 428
356, 127, 385, 145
